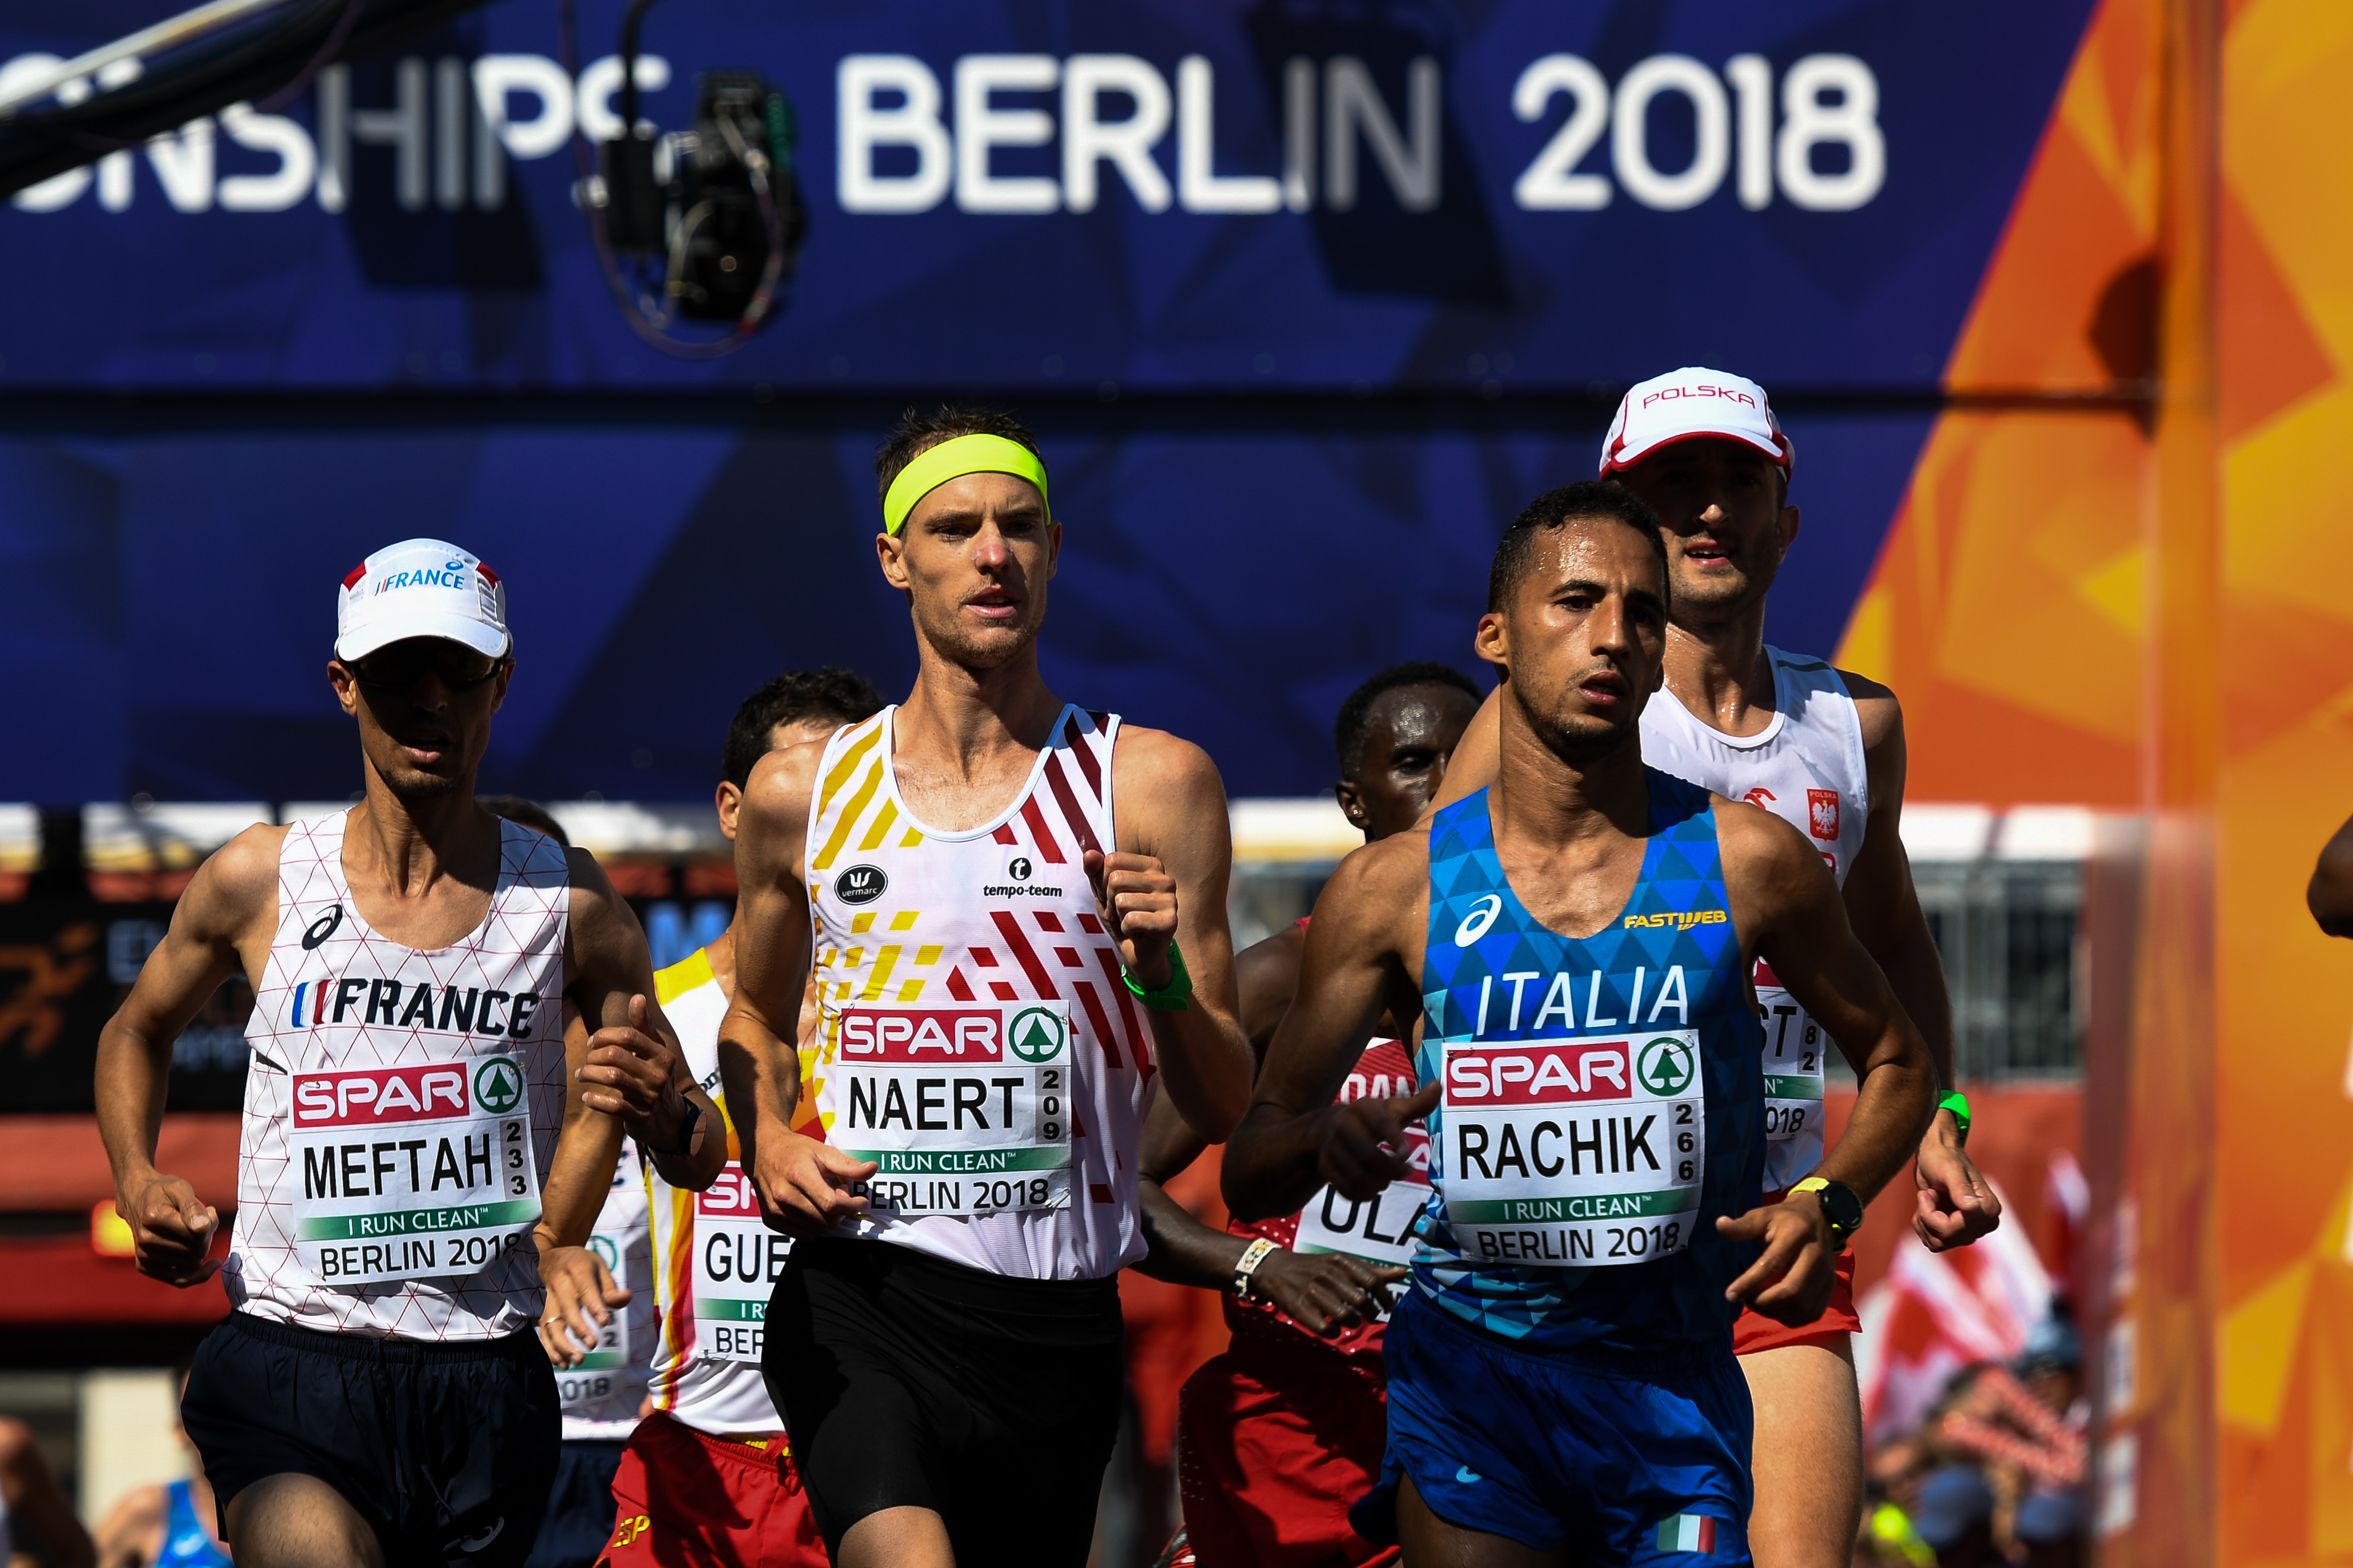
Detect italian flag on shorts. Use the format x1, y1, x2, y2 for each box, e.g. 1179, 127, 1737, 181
1656, 1515, 1720, 1555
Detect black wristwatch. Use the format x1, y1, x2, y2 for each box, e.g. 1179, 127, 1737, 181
1792, 1176, 1864, 1247
655, 1097, 702, 1160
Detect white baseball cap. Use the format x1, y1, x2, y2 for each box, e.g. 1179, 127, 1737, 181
334, 539, 511, 662
1598, 367, 1793, 478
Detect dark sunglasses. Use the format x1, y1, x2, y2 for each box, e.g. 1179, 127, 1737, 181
346, 641, 506, 691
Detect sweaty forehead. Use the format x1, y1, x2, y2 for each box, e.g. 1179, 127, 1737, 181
1367, 684, 1479, 750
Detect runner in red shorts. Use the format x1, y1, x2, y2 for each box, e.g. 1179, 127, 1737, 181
1135, 663, 1482, 1568
1430, 369, 2006, 1568
598, 669, 884, 1568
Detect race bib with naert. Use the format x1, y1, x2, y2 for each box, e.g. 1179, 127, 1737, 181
289, 1055, 541, 1286
1440, 1031, 1705, 1270
693, 1163, 788, 1363
830, 1000, 1074, 1218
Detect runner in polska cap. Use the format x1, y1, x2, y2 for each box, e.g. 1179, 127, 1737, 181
334, 537, 512, 661
1598, 367, 1794, 478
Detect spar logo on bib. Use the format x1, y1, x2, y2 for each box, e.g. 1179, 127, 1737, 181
1636, 1038, 1695, 1096
1008, 1006, 1066, 1063
474, 1057, 525, 1115
840, 1006, 1005, 1061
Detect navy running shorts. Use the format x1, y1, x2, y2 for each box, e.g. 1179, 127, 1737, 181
181, 1310, 560, 1567
1352, 1292, 1753, 1564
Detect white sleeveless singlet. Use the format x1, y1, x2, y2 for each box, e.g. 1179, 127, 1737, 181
802, 705, 1158, 1280
643, 944, 800, 1435
560, 1137, 654, 1437
228, 811, 570, 1340
1638, 645, 1869, 1195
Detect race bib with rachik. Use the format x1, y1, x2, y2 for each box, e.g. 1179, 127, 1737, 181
1439, 1030, 1706, 1269
829, 999, 1076, 1217
288, 1054, 541, 1285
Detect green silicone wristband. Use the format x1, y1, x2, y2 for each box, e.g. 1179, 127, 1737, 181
1122, 939, 1193, 1012
1938, 1090, 1972, 1145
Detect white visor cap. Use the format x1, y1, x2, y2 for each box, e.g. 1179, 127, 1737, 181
334, 538, 512, 663
1599, 367, 1793, 478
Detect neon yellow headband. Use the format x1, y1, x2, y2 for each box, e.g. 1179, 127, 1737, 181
881, 433, 1052, 536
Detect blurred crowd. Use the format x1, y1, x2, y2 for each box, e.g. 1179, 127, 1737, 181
1857, 1309, 2085, 1568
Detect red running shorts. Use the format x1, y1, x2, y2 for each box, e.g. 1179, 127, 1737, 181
1176, 1342, 1400, 1568
1732, 1248, 1860, 1356
599, 1410, 827, 1568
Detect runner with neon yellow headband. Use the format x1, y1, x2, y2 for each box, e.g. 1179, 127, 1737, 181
723, 408, 1258, 1568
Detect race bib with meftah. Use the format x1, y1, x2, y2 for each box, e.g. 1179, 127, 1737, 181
288, 1056, 541, 1285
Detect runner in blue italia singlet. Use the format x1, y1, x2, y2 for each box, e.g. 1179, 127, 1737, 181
1413, 774, 1762, 1348
1224, 481, 1939, 1568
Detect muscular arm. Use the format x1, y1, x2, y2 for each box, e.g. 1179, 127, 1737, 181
1844, 675, 1999, 1246
1224, 840, 1429, 1222
1133, 926, 1300, 1286
1725, 802, 1938, 1203
1104, 730, 1255, 1140
1716, 802, 1938, 1321
541, 855, 719, 1362
719, 743, 877, 1235
2310, 808, 2353, 937
95, 824, 282, 1285
551, 853, 719, 1231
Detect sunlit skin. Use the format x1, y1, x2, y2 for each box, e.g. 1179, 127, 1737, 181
92, 626, 724, 1568
720, 456, 1256, 1568
1224, 516, 1939, 1568
1132, 679, 1484, 1335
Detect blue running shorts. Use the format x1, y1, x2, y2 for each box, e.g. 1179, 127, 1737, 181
1351, 1292, 1752, 1564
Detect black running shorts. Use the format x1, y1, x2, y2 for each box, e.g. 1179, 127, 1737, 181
763, 1236, 1125, 1568
181, 1310, 560, 1567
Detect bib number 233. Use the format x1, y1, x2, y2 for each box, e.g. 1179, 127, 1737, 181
289, 1054, 541, 1285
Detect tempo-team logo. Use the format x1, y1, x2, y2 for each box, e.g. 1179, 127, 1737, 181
839, 1006, 1004, 1061
835, 865, 888, 905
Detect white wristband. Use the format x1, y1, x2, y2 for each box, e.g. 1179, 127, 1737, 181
1231, 1237, 1278, 1299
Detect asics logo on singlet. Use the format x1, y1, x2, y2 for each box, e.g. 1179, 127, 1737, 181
1453, 895, 1502, 946
300, 904, 344, 949
836, 864, 888, 905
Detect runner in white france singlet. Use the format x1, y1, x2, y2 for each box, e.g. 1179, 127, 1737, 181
560, 1139, 654, 1435
643, 946, 798, 1432
227, 811, 570, 1340
1638, 645, 1868, 1196
802, 705, 1158, 1280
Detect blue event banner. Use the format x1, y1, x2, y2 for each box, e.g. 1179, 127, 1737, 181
0, 0, 2092, 393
